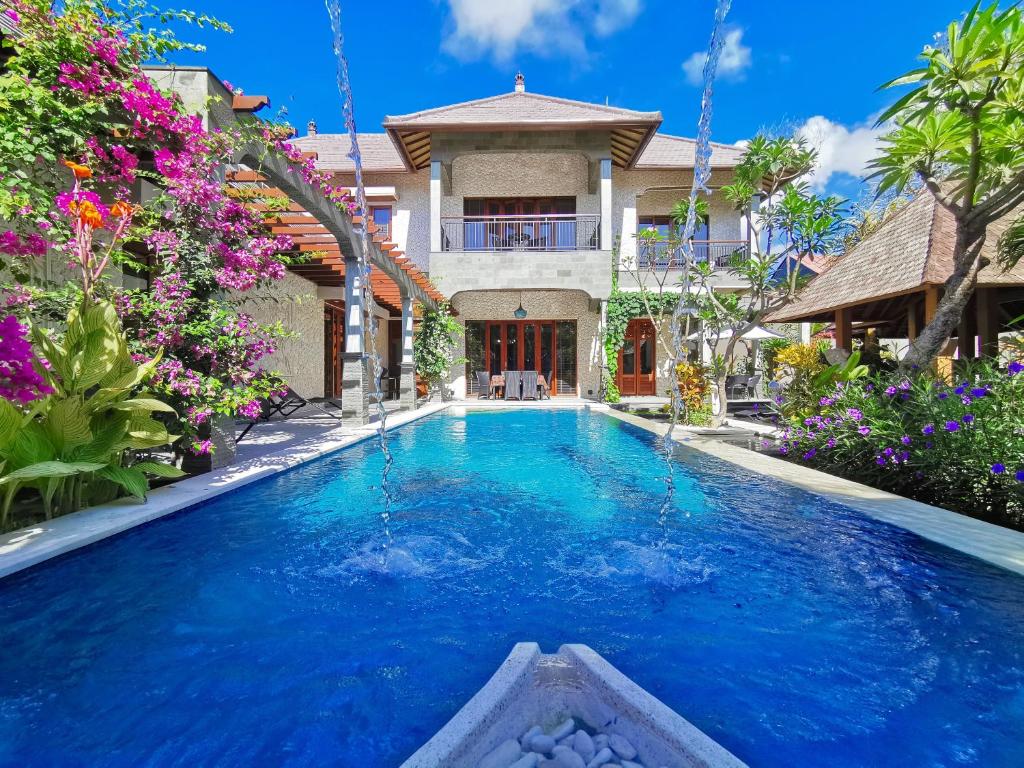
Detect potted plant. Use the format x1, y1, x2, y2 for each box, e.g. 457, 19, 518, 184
413, 302, 465, 401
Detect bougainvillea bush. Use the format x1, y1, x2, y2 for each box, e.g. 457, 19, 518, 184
0, 1, 349, 459
777, 361, 1024, 529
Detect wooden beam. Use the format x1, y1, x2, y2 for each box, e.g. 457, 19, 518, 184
834, 307, 852, 352
924, 285, 953, 381
976, 286, 1001, 358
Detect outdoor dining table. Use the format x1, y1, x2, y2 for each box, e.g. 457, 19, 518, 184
489, 373, 549, 400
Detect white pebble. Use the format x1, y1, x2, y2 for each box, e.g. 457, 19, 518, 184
509, 755, 540, 768
550, 718, 576, 741
552, 745, 587, 768
608, 735, 637, 761
573, 730, 595, 763
529, 734, 556, 754
621, 762, 644, 768
593, 734, 609, 751
521, 725, 543, 747
479, 738, 522, 768
586, 747, 614, 768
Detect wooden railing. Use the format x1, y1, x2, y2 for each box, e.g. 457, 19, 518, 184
636, 240, 749, 269
440, 214, 601, 252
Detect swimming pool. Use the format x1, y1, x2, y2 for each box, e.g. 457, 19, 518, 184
1, 409, 1022, 766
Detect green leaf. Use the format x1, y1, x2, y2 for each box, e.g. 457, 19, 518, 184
0, 460, 105, 485
131, 461, 186, 479
43, 397, 92, 454
98, 465, 149, 500
0, 398, 24, 449
111, 398, 177, 413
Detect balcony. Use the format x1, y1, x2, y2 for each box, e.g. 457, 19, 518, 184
636, 240, 749, 270
440, 214, 601, 252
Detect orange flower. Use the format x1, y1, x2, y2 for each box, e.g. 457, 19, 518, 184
110, 200, 137, 218
62, 159, 93, 180
75, 200, 104, 229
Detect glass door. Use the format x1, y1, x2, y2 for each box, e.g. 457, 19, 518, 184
484, 320, 574, 395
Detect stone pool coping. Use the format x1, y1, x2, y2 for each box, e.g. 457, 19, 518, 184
0, 403, 448, 579
3, 400, 1023, 580
601, 406, 1024, 577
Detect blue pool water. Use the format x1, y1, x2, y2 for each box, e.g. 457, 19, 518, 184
1, 410, 1023, 767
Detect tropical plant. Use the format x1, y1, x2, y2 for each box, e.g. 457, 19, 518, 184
0, 299, 183, 527
673, 361, 711, 423
870, 1, 1024, 369
776, 360, 1024, 529
684, 134, 847, 426
413, 302, 465, 399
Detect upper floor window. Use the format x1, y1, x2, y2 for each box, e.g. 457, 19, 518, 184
370, 206, 392, 239
464, 197, 576, 217
637, 214, 709, 241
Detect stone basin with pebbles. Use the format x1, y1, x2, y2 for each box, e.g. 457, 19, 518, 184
400, 644, 746, 768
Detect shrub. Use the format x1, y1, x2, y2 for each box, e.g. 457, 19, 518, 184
777, 361, 1024, 529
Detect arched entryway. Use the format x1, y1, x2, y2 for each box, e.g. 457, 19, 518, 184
616, 318, 656, 396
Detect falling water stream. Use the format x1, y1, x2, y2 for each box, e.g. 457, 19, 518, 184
657, 0, 734, 543
325, 0, 395, 560
323, 0, 732, 567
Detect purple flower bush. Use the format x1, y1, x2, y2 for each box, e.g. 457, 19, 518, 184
776, 360, 1024, 529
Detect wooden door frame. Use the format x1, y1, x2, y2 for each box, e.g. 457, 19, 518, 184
616, 318, 657, 396
483, 320, 570, 395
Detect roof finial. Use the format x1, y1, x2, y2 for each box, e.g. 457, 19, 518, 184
307, 119, 317, 136
514, 71, 525, 93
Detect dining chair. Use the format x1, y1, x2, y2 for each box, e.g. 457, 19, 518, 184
520, 370, 538, 401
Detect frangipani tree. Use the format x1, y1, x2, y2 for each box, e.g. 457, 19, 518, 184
687, 135, 846, 426
870, 1, 1024, 369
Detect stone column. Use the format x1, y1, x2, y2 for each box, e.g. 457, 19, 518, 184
599, 158, 613, 251
341, 255, 369, 425
399, 295, 417, 410
430, 160, 442, 253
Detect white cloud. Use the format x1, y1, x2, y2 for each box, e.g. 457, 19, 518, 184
795, 115, 886, 191
441, 0, 642, 62
682, 28, 751, 86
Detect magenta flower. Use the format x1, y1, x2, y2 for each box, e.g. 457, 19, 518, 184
922, 424, 935, 435
962, 413, 975, 424
847, 408, 863, 421
1009, 361, 1023, 376
944, 420, 960, 432
900, 435, 912, 445
992, 463, 1006, 475
1016, 470, 1024, 483
858, 426, 871, 436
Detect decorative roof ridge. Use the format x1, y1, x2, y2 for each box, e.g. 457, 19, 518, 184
384, 90, 661, 125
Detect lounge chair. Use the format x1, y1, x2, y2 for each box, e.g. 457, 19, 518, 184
236, 387, 342, 443
476, 371, 492, 399
503, 370, 522, 401
521, 370, 538, 401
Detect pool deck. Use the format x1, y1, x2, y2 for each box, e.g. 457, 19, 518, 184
2, 400, 1023, 580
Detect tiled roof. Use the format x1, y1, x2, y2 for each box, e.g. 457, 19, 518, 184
384, 91, 661, 128
384, 89, 662, 170
635, 133, 746, 169
768, 191, 1024, 322
291, 133, 407, 173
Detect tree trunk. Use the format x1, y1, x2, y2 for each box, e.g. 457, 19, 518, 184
902, 228, 987, 370
710, 371, 728, 428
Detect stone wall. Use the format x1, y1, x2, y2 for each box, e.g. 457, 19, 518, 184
448, 289, 603, 399
237, 272, 325, 397
443, 152, 598, 217
431, 250, 612, 300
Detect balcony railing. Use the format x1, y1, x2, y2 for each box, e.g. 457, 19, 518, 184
440, 214, 601, 252
636, 240, 749, 270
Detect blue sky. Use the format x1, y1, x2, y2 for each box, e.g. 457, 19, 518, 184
169, 0, 969, 201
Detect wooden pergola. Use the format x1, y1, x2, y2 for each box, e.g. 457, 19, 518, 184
224, 169, 442, 313
769, 191, 1024, 372
217, 93, 445, 422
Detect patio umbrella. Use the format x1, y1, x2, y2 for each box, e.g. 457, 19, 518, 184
687, 325, 785, 341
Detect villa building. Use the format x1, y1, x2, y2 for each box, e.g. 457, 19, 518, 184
295, 73, 753, 400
